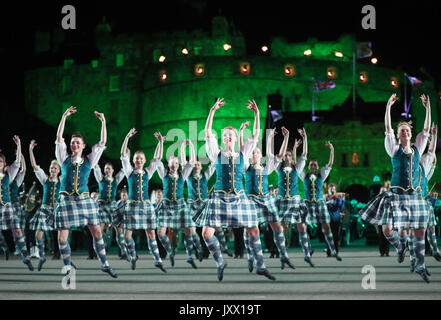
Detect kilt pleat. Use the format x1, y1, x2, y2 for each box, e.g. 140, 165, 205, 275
12, 203, 26, 229
29, 205, 55, 231
112, 201, 157, 230
157, 199, 195, 228
195, 192, 259, 228
359, 189, 430, 229
188, 200, 208, 224
51, 194, 100, 229
277, 196, 302, 224
98, 201, 117, 224
302, 200, 331, 225
249, 195, 280, 224
0, 204, 20, 231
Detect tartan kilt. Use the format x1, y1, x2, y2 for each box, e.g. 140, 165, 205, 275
29, 205, 55, 231
157, 199, 195, 228
249, 195, 280, 224
188, 200, 209, 224
51, 193, 100, 229
359, 188, 430, 229
427, 200, 437, 227
97, 201, 117, 224
11, 203, 26, 229
194, 191, 259, 228
0, 204, 20, 231
302, 199, 331, 225
277, 196, 302, 224
112, 201, 157, 230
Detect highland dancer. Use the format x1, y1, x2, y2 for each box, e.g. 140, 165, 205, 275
243, 124, 295, 272
93, 162, 126, 253
196, 98, 276, 281
409, 123, 440, 273
359, 93, 432, 283
298, 127, 342, 263
276, 128, 315, 267
0, 136, 34, 270
28, 139, 61, 271
156, 139, 201, 269
53, 106, 117, 281
115, 128, 166, 272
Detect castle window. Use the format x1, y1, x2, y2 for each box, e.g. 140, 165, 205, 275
91, 60, 98, 68
64, 59, 74, 69
240, 62, 250, 75
116, 54, 124, 67
284, 64, 295, 77
109, 76, 119, 92
62, 76, 71, 94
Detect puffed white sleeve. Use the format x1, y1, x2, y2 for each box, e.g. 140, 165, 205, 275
115, 170, 125, 185
156, 161, 166, 180
121, 155, 133, 178
320, 165, 332, 181
55, 139, 68, 165
93, 165, 103, 183
265, 155, 281, 175
241, 137, 258, 161
204, 162, 216, 180
181, 162, 195, 181
295, 155, 307, 175
7, 161, 20, 182
384, 130, 399, 158
145, 158, 161, 178
414, 131, 430, 157
15, 170, 25, 186
87, 142, 107, 168
205, 137, 220, 163
427, 161, 436, 181
34, 166, 48, 185
298, 169, 307, 181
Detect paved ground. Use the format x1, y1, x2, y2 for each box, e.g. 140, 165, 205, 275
0, 243, 440, 300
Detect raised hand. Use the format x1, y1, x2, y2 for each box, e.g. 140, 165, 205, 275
268, 128, 277, 138
127, 128, 137, 138
240, 121, 250, 132
154, 132, 166, 142
63, 106, 77, 117
325, 141, 334, 149
298, 128, 306, 138
211, 98, 225, 111
246, 99, 259, 113
281, 126, 289, 137
294, 139, 302, 148
387, 94, 398, 108
433, 123, 438, 136
421, 94, 431, 109
13, 135, 21, 146
94, 111, 106, 123
30, 140, 37, 150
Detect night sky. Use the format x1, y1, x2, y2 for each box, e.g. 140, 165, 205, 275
1, 0, 441, 158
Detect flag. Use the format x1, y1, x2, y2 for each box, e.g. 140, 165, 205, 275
356, 42, 373, 59
313, 79, 336, 93
406, 75, 423, 86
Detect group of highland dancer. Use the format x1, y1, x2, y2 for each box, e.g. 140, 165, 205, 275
0, 93, 439, 283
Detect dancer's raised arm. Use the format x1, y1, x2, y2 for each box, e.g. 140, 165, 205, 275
246, 100, 260, 141
205, 98, 225, 140
325, 141, 334, 168
94, 111, 107, 146
384, 94, 398, 134
278, 127, 290, 160
29, 140, 39, 171
57, 106, 76, 143
239, 121, 250, 152
421, 94, 431, 134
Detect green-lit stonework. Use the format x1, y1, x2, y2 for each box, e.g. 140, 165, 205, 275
25, 16, 440, 197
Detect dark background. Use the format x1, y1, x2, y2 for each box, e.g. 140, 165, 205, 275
1, 0, 440, 164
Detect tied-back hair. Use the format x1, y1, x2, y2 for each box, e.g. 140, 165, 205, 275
167, 155, 179, 164
133, 150, 145, 158
397, 120, 413, 132
71, 132, 86, 144
104, 162, 114, 169
50, 160, 61, 170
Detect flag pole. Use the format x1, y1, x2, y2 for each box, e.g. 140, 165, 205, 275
404, 73, 408, 117
312, 77, 315, 121
352, 43, 356, 115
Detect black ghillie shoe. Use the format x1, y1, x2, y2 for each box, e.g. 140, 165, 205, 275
304, 256, 315, 267
101, 266, 118, 278
256, 268, 276, 281
37, 257, 47, 271
187, 259, 198, 269
280, 257, 295, 270
155, 262, 167, 273
217, 263, 227, 281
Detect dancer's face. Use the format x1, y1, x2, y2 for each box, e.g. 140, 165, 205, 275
193, 161, 202, 174
398, 125, 412, 143
70, 137, 86, 155
49, 164, 60, 177
284, 151, 293, 164
222, 128, 237, 147
252, 147, 262, 164
156, 190, 163, 201
133, 152, 146, 169
104, 164, 114, 177
308, 160, 318, 173
168, 157, 179, 172
120, 191, 128, 201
